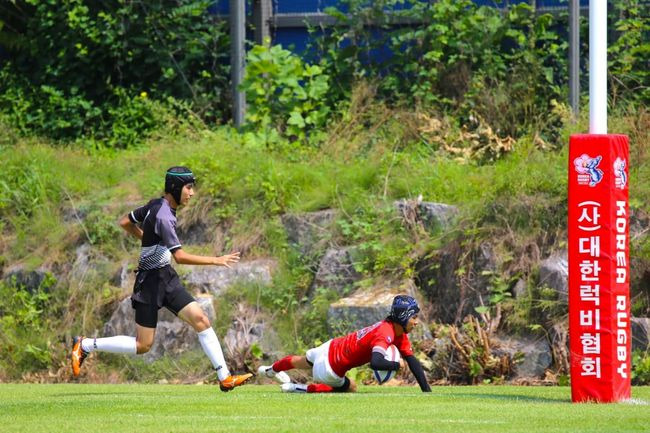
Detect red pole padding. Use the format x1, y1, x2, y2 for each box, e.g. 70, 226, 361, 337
568, 134, 631, 402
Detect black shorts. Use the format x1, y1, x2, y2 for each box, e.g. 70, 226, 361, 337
131, 265, 195, 328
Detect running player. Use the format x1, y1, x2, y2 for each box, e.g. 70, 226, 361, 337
71, 166, 252, 391
258, 295, 431, 393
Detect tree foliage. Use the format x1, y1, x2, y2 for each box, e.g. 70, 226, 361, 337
0, 0, 229, 146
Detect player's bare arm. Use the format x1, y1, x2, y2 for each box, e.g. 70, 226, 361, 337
119, 214, 143, 240
172, 249, 241, 267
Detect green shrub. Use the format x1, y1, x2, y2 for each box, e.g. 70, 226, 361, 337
608, 0, 650, 106
308, 0, 395, 104
241, 44, 331, 149
0, 274, 58, 377
313, 1, 567, 135
0, 70, 167, 147
632, 349, 650, 385
0, 0, 229, 144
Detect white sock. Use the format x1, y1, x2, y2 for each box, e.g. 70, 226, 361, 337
197, 328, 230, 381
82, 336, 137, 354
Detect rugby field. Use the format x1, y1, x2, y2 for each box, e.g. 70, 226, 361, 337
1, 384, 649, 433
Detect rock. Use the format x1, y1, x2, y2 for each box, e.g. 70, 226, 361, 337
632, 317, 650, 352
183, 259, 275, 295
327, 289, 394, 335
308, 247, 362, 299
493, 335, 553, 379
174, 197, 223, 246
326, 281, 432, 341
102, 297, 136, 337
426, 336, 454, 380
61, 205, 88, 224
102, 295, 216, 362
630, 208, 650, 241
69, 244, 111, 286
424, 331, 553, 383
415, 241, 497, 324
548, 321, 569, 374
176, 221, 213, 246
223, 303, 283, 373
395, 199, 458, 232
2, 266, 52, 294
281, 210, 337, 258
512, 279, 527, 299
538, 251, 568, 304
110, 261, 134, 290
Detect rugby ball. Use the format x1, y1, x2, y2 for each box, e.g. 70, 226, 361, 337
373, 344, 400, 384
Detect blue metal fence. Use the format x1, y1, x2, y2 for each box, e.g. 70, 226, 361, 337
214, 0, 592, 55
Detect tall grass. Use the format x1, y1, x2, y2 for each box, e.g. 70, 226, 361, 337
1, 103, 649, 379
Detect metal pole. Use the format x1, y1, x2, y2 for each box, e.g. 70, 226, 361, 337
253, 0, 272, 46
589, 0, 607, 134
230, 0, 246, 128
569, 0, 580, 119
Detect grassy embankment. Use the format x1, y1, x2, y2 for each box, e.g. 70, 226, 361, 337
1, 107, 649, 381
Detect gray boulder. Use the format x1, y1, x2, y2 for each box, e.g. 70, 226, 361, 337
183, 259, 275, 295
69, 244, 112, 287
2, 266, 52, 293
493, 335, 553, 380
61, 204, 88, 224
326, 282, 432, 340
102, 295, 216, 362
327, 289, 394, 335
176, 221, 213, 246
416, 241, 497, 324
395, 199, 458, 232
281, 210, 337, 258
110, 261, 135, 290
223, 303, 283, 374
426, 336, 455, 380
632, 317, 650, 352
309, 247, 362, 299
512, 279, 528, 299
548, 321, 570, 374
538, 251, 568, 304
630, 208, 650, 241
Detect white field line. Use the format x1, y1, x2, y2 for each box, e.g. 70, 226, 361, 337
621, 398, 649, 406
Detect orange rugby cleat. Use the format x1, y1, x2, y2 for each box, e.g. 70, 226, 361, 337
219, 373, 253, 392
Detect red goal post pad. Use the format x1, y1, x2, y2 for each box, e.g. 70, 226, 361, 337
568, 134, 631, 403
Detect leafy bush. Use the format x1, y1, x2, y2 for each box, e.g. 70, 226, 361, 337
0, 274, 58, 377
311, 0, 647, 144
632, 349, 650, 385
0, 0, 229, 144
0, 71, 168, 147
313, 0, 566, 136
307, 0, 395, 104
241, 44, 331, 148
337, 202, 412, 275
608, 0, 650, 105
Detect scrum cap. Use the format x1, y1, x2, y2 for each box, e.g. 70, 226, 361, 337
387, 295, 420, 329
165, 166, 196, 205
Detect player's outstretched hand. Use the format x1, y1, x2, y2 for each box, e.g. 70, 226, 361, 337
215, 252, 241, 268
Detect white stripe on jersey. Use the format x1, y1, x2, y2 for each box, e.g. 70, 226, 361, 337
138, 244, 172, 270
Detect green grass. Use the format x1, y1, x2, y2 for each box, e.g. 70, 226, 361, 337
1, 384, 649, 433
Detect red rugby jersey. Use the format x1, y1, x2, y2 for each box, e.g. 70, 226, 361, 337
328, 320, 413, 377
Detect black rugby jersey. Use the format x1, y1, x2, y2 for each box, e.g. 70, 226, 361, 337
128, 198, 181, 270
